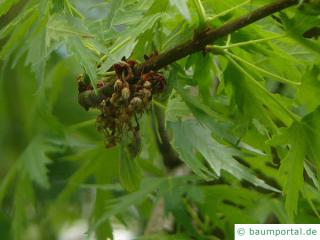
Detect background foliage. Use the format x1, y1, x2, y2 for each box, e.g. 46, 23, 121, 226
1, 0, 320, 239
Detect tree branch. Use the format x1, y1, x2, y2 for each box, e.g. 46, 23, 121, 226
78, 0, 298, 109
78, 81, 114, 110
152, 105, 182, 169
137, 0, 298, 72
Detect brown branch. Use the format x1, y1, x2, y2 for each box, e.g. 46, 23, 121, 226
152, 105, 182, 169
78, 81, 114, 110
78, 0, 298, 109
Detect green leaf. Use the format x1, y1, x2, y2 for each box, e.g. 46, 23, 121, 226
0, 4, 37, 40
21, 140, 52, 189
164, 187, 199, 237
171, 86, 238, 146
67, 37, 98, 89
127, 13, 163, 37
146, 0, 169, 15
98, 13, 162, 73
0, 161, 18, 207
0, 0, 21, 17
192, 53, 214, 102
0, 11, 37, 61
281, 12, 320, 56
224, 59, 293, 132
166, 93, 192, 122
47, 14, 99, 88
297, 64, 320, 113
119, 138, 142, 192
55, 145, 108, 203
201, 185, 268, 224
268, 107, 320, 221
268, 122, 306, 221
169, 0, 191, 22
94, 177, 164, 230
25, 28, 47, 84
19, 136, 63, 189
12, 174, 34, 240
302, 107, 320, 169
98, 36, 137, 73
105, 0, 123, 28
169, 120, 214, 180
91, 148, 118, 240
168, 118, 279, 192
47, 14, 95, 40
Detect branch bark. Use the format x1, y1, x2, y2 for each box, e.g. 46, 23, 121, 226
79, 0, 298, 109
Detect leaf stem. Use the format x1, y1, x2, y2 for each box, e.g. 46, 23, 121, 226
152, 99, 166, 110
99, 71, 116, 77
65, 0, 84, 19
68, 119, 96, 131
209, 35, 286, 50
224, 54, 300, 122
207, 0, 251, 22
225, 51, 301, 86
226, 34, 232, 47
99, 37, 133, 62
191, 0, 207, 27
47, 26, 94, 39
84, 42, 101, 56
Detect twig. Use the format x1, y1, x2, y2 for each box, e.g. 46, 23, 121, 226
137, 0, 298, 72
78, 0, 299, 109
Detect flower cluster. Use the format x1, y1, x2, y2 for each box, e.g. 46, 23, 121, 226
78, 58, 166, 148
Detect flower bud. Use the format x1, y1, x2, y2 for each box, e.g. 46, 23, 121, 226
110, 93, 119, 106
143, 80, 152, 89
121, 87, 130, 100
130, 97, 143, 110
114, 79, 123, 91
96, 80, 105, 88
143, 88, 152, 99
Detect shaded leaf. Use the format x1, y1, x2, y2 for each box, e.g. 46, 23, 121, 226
168, 118, 279, 192
12, 175, 34, 240
268, 122, 306, 221
94, 177, 164, 231
0, 0, 21, 18
0, 11, 37, 61
19, 136, 64, 189
281, 12, 320, 56
192, 53, 214, 101
91, 147, 118, 240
